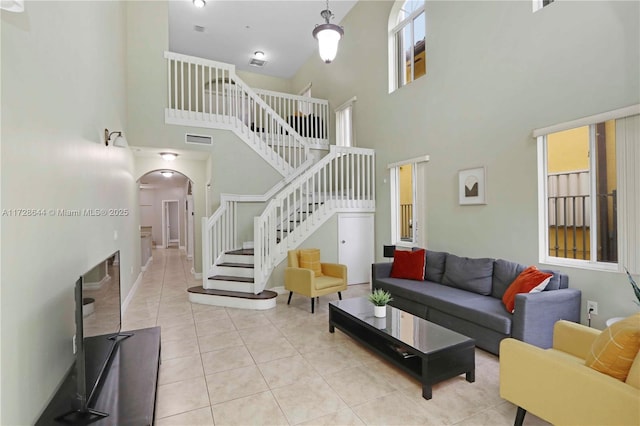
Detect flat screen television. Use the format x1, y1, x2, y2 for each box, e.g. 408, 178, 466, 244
57, 251, 129, 422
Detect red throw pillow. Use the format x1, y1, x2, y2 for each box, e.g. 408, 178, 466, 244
390, 249, 426, 281
502, 266, 553, 313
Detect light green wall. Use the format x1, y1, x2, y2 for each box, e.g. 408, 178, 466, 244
1, 2, 139, 424
291, 0, 640, 328
125, 0, 283, 264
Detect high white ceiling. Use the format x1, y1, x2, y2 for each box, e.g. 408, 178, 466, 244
168, 0, 358, 79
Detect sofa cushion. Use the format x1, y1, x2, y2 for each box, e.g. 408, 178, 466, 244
585, 313, 640, 381
501, 266, 553, 313
539, 268, 562, 290
492, 259, 526, 299
314, 276, 344, 290
425, 250, 448, 283
442, 254, 494, 296
390, 249, 425, 281
626, 351, 640, 389
423, 283, 512, 335
299, 249, 323, 277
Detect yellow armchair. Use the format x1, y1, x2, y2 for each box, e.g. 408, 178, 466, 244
285, 250, 347, 313
500, 320, 640, 426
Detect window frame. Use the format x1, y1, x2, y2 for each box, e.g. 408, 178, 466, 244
335, 96, 356, 147
388, 0, 426, 93
535, 105, 640, 272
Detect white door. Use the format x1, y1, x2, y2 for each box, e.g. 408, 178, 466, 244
338, 213, 375, 285
186, 195, 194, 259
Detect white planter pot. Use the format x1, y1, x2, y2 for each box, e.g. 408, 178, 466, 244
374, 305, 386, 318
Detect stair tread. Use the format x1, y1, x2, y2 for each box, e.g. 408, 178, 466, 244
209, 275, 254, 283
226, 249, 254, 256
188, 286, 277, 300
218, 262, 254, 269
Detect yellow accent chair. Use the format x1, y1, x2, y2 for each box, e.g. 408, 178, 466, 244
500, 320, 640, 426
285, 249, 347, 313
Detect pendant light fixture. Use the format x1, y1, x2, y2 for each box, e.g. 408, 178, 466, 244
312, 0, 344, 64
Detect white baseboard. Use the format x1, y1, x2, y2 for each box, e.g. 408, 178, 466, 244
192, 268, 202, 279
179, 245, 186, 251
122, 271, 143, 315
83, 274, 111, 291
270, 286, 288, 295
141, 256, 153, 272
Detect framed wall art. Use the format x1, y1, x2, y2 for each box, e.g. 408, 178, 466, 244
459, 166, 486, 205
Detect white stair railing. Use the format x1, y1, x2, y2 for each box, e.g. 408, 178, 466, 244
254, 88, 330, 148
164, 51, 312, 180
253, 146, 375, 293
201, 182, 287, 287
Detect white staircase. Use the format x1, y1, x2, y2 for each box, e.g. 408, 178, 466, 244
163, 52, 375, 309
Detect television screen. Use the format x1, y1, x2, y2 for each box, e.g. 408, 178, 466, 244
80, 251, 121, 404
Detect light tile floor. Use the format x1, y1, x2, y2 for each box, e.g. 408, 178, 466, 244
123, 248, 550, 426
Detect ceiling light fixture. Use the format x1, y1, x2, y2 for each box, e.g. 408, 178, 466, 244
254, 51, 265, 60
0, 0, 24, 13
312, 0, 344, 64
161, 171, 174, 178
193, 0, 206, 8
160, 152, 178, 161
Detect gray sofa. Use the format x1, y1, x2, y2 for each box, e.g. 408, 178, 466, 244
372, 250, 581, 355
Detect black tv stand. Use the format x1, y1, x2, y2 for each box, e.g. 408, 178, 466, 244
37, 327, 161, 426
107, 331, 133, 341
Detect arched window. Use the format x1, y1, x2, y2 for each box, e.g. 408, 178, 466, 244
388, 0, 426, 92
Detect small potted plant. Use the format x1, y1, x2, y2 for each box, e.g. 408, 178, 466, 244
625, 268, 640, 307
369, 288, 393, 318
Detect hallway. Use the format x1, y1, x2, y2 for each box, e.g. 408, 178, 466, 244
122, 249, 546, 426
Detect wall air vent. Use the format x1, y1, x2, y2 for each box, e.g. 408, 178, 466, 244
249, 58, 266, 67
185, 133, 213, 145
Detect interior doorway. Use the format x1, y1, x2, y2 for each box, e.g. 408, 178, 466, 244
137, 170, 194, 255
389, 156, 429, 247
163, 200, 180, 248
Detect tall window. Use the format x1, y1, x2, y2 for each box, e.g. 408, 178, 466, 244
533, 0, 554, 13
336, 97, 355, 147
536, 107, 640, 273
389, 0, 426, 92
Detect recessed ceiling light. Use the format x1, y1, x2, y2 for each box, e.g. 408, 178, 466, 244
160, 152, 178, 161
193, 0, 206, 8
161, 171, 174, 178
254, 51, 265, 60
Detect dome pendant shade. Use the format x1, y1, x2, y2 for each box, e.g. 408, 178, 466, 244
312, 5, 344, 64
312, 23, 343, 63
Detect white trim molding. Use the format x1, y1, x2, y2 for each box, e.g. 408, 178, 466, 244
532, 104, 640, 138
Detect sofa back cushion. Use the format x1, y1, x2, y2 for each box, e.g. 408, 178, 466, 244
539, 268, 563, 290
492, 259, 526, 299
442, 254, 494, 295
425, 250, 448, 283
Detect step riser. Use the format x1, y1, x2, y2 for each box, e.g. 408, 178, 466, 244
206, 279, 254, 293
223, 254, 255, 264
189, 292, 276, 310
215, 266, 254, 278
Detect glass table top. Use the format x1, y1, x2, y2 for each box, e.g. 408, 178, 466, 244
329, 297, 473, 355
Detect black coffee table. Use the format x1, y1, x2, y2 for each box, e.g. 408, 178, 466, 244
329, 297, 475, 399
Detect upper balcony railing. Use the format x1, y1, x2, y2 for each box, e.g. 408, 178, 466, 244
253, 88, 330, 149
164, 52, 311, 180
